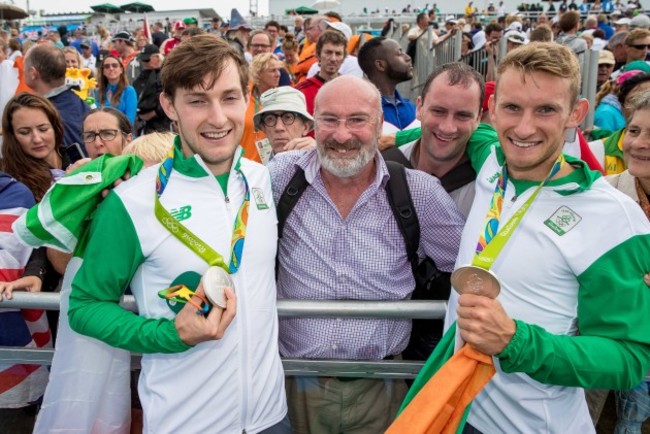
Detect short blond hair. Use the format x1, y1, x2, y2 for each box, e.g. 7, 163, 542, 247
250, 53, 280, 86
625, 28, 650, 45
122, 132, 176, 165
625, 89, 650, 122
496, 42, 581, 105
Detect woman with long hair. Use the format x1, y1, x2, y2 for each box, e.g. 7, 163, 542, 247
62, 46, 82, 69
1, 92, 67, 201
97, 26, 112, 50
0, 93, 67, 369
97, 55, 137, 125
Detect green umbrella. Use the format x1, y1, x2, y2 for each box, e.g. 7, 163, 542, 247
286, 6, 319, 14
90, 3, 123, 13
120, 2, 154, 13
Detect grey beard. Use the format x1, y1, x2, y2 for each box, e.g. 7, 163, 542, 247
317, 139, 375, 178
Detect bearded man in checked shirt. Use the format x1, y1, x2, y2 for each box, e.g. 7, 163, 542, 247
268, 75, 465, 434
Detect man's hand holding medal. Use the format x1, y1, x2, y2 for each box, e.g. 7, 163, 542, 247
173, 267, 237, 346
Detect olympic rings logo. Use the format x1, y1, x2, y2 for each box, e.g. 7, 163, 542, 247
162, 217, 179, 233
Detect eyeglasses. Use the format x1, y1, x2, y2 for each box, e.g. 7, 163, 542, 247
103, 63, 121, 69
262, 112, 298, 127
250, 43, 271, 49
316, 115, 374, 131
629, 43, 650, 50
83, 129, 121, 143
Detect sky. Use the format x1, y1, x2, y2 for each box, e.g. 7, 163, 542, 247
12, 0, 534, 19
13, 0, 269, 19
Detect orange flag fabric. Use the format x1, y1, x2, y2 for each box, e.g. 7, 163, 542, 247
387, 328, 496, 434
14, 56, 33, 95
294, 41, 316, 84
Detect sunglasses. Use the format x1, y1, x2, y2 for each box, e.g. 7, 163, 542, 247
103, 63, 121, 69
629, 44, 650, 50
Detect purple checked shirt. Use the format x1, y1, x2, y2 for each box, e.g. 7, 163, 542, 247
268, 150, 464, 360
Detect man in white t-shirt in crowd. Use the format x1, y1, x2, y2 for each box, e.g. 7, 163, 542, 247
79, 40, 96, 75
408, 12, 437, 42
307, 20, 363, 79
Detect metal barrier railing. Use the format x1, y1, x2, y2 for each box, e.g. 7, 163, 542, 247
580, 48, 599, 132
3, 293, 647, 382
0, 293, 447, 378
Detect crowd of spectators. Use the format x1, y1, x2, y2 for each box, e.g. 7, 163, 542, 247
0, 4, 649, 433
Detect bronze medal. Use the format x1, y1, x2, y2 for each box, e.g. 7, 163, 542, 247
450, 265, 501, 299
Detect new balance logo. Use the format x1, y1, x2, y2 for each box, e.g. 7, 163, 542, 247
170, 205, 192, 221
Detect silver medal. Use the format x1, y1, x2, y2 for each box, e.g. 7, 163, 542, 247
202, 266, 235, 309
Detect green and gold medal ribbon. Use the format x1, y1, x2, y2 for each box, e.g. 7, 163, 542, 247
472, 154, 565, 270
154, 146, 251, 273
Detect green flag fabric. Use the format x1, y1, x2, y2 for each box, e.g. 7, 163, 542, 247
13, 154, 143, 253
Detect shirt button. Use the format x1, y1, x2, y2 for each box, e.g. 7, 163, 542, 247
332, 344, 338, 350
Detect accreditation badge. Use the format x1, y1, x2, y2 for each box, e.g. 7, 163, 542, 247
252, 187, 269, 210
255, 138, 273, 165
450, 265, 501, 299
202, 266, 236, 309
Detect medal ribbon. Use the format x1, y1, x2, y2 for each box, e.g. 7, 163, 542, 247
154, 146, 250, 274
472, 154, 565, 270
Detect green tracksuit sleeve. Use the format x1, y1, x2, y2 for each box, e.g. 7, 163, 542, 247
395, 127, 422, 147
466, 123, 500, 172
497, 235, 650, 390
68, 191, 191, 354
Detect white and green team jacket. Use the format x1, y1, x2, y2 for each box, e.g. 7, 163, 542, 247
445, 124, 650, 433
69, 140, 287, 434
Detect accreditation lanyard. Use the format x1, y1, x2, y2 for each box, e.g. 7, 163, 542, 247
472, 155, 565, 270
154, 146, 251, 273
285, 61, 296, 84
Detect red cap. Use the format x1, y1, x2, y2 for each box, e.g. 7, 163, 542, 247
483, 81, 495, 113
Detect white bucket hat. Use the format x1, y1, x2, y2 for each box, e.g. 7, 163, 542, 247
254, 87, 314, 131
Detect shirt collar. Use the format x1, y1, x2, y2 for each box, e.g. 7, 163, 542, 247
171, 135, 243, 178
381, 89, 405, 105
44, 84, 71, 98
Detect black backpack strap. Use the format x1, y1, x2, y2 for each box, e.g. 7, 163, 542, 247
438, 156, 476, 193
276, 167, 309, 238
381, 146, 414, 169
384, 161, 420, 275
